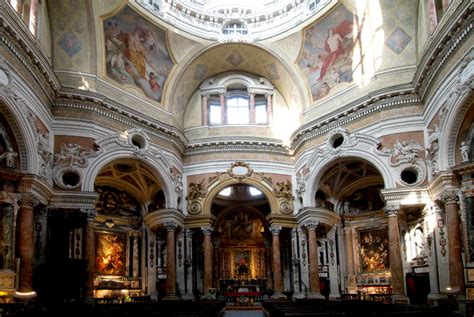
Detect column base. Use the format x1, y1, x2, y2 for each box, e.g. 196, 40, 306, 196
271, 292, 287, 299
427, 292, 447, 306
329, 293, 341, 300
162, 294, 180, 301
13, 291, 37, 300
292, 292, 306, 299
391, 294, 409, 304
306, 292, 325, 299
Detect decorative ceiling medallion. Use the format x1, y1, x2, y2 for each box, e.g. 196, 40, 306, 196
228, 161, 253, 180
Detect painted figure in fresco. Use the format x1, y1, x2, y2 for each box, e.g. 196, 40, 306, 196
148, 72, 161, 93
319, 27, 343, 81
110, 51, 133, 83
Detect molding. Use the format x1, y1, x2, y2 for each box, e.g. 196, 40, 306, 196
380, 187, 431, 207
413, 1, 473, 100
296, 207, 339, 227
143, 208, 185, 230
185, 139, 291, 156
48, 191, 98, 210
428, 170, 460, 200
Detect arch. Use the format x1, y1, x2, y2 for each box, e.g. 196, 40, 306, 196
435, 50, 474, 170
166, 42, 308, 124
82, 149, 176, 209
202, 176, 279, 217
0, 97, 37, 174
305, 153, 394, 209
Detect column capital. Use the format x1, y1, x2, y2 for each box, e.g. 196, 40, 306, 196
201, 226, 213, 236
82, 208, 97, 222
19, 194, 41, 209
384, 204, 400, 217
165, 221, 177, 232
304, 220, 319, 231
440, 190, 459, 205
270, 225, 282, 235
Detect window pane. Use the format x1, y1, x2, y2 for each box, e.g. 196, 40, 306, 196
209, 104, 221, 124
255, 104, 267, 124
227, 96, 249, 124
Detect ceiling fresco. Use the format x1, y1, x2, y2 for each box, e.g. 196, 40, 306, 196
103, 5, 174, 103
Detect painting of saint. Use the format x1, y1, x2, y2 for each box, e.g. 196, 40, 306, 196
298, 5, 358, 101
234, 251, 250, 277
359, 229, 389, 273
95, 233, 126, 275
103, 6, 174, 102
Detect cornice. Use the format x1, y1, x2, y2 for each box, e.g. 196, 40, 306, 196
0, 3, 60, 100
291, 89, 420, 150
48, 191, 99, 210
144, 208, 185, 230
296, 207, 339, 227
428, 170, 461, 200
413, 1, 473, 101
185, 139, 291, 156
380, 187, 431, 207
53, 98, 187, 154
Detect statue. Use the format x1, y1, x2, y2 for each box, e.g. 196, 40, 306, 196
460, 141, 470, 162
0, 147, 17, 168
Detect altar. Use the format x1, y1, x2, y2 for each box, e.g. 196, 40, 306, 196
224, 285, 262, 303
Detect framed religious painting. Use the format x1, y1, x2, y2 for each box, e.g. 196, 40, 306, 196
95, 232, 126, 276
467, 268, 474, 283
358, 228, 390, 273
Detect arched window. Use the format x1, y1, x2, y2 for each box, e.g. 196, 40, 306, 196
200, 74, 274, 126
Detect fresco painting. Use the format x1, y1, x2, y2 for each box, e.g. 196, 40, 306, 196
103, 6, 173, 102
298, 5, 358, 101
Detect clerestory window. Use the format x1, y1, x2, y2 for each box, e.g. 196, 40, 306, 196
200, 74, 274, 126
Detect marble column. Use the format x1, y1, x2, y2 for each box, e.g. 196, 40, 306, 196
202, 94, 208, 126
184, 229, 193, 298
28, 0, 38, 36
165, 222, 177, 298
442, 190, 465, 294
83, 209, 96, 298
271, 226, 283, 295
202, 226, 213, 294
344, 227, 356, 293
385, 205, 407, 303
17, 194, 38, 297
305, 221, 323, 297
264, 239, 273, 290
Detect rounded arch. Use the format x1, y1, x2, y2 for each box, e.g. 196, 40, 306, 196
202, 176, 279, 217
214, 204, 269, 232
439, 92, 473, 169
82, 149, 176, 209
333, 176, 384, 213
304, 152, 394, 208
0, 97, 38, 174
166, 42, 308, 124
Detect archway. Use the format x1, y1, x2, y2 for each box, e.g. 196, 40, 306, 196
207, 184, 274, 300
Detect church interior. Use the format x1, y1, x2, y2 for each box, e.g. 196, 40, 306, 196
0, 0, 473, 316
